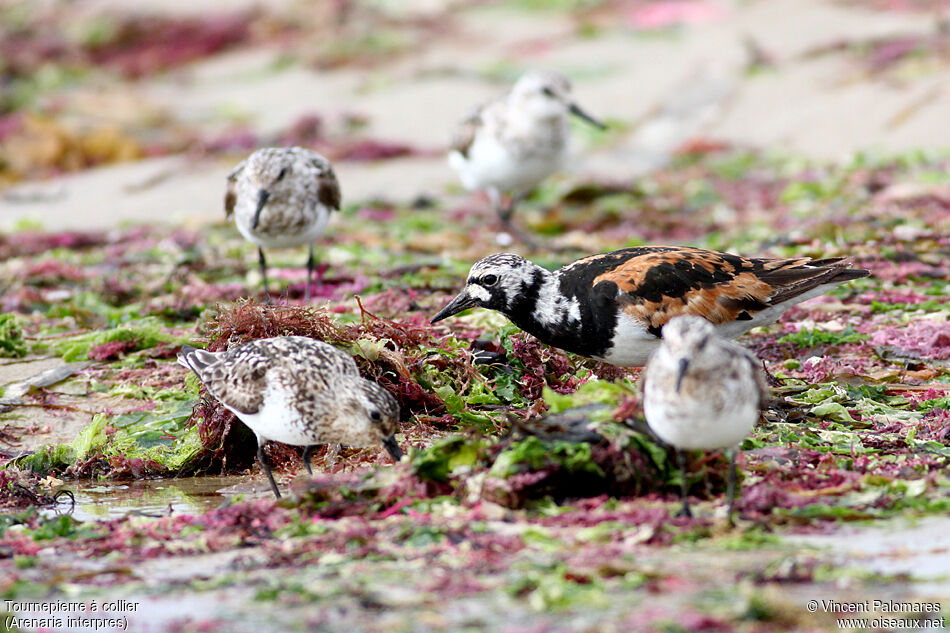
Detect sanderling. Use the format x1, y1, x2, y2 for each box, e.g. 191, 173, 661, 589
225, 147, 341, 301
642, 315, 769, 523
448, 71, 605, 246
178, 336, 402, 498
431, 245, 869, 366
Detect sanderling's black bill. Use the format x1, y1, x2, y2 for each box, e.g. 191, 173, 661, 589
383, 435, 403, 461
568, 103, 606, 130
252, 189, 270, 229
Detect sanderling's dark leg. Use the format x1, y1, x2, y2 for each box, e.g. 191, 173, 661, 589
258, 247, 272, 303
301, 444, 314, 476
305, 245, 315, 302
726, 448, 738, 527
257, 442, 281, 499
496, 193, 537, 250
677, 449, 692, 518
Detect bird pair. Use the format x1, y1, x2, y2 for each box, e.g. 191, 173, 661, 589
181, 243, 868, 514
430, 246, 869, 522
224, 71, 603, 300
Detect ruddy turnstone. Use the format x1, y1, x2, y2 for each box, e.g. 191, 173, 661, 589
431, 246, 870, 366
178, 336, 402, 498
225, 147, 341, 301
642, 315, 769, 523
448, 71, 605, 245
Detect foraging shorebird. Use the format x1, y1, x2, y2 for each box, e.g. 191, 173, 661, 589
178, 336, 402, 498
448, 71, 605, 246
642, 316, 769, 523
431, 246, 870, 367
225, 147, 341, 301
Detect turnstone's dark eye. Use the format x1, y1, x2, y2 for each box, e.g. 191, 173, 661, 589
276, 167, 289, 181
482, 274, 498, 286
370, 410, 382, 422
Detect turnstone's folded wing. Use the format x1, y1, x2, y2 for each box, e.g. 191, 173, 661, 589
576, 246, 868, 337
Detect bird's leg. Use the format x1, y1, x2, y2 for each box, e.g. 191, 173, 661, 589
726, 447, 738, 527
257, 442, 281, 499
258, 247, 272, 304
494, 191, 538, 250
301, 444, 314, 476
304, 245, 315, 302
677, 449, 692, 518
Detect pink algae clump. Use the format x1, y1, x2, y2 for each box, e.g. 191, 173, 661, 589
869, 321, 950, 360
87, 340, 136, 361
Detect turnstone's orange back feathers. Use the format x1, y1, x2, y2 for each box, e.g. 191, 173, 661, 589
571, 247, 868, 337
433, 246, 869, 367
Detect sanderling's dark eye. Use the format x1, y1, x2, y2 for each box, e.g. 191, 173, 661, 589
482, 274, 498, 286
276, 167, 289, 181
542, 87, 555, 97
370, 410, 382, 422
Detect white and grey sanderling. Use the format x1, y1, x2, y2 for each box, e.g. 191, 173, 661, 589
225, 147, 341, 301
642, 316, 769, 524
178, 336, 402, 499
448, 70, 605, 245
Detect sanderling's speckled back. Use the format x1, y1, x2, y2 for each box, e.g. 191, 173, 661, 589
178, 336, 401, 498
642, 316, 769, 524
448, 71, 604, 246
225, 147, 341, 301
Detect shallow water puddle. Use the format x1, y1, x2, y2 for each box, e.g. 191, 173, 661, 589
43, 475, 250, 522
788, 516, 950, 596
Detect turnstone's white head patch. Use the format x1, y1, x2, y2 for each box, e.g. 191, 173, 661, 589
431, 253, 537, 323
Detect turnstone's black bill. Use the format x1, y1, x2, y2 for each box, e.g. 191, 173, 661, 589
431, 246, 870, 367
642, 316, 769, 524
225, 147, 341, 301
178, 336, 401, 499
448, 70, 604, 246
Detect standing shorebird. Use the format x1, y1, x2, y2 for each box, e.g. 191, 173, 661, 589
431, 246, 870, 366
225, 147, 341, 301
178, 336, 402, 499
642, 316, 769, 524
448, 71, 605, 246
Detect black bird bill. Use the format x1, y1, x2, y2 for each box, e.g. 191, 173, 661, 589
252, 189, 270, 230
383, 435, 403, 461
430, 291, 479, 323
568, 103, 606, 130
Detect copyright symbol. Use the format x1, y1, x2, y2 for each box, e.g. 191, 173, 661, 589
807, 600, 819, 613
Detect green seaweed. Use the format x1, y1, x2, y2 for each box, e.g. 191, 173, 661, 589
45, 317, 190, 361
778, 325, 869, 349
0, 314, 28, 358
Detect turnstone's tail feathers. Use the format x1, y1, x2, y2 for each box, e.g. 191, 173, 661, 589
759, 256, 869, 305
